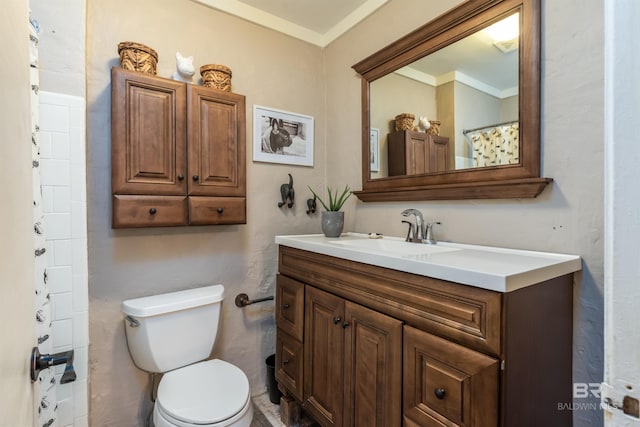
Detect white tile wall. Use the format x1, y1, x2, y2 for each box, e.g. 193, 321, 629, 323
40, 91, 88, 427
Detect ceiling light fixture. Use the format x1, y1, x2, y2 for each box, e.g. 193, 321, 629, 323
485, 13, 519, 43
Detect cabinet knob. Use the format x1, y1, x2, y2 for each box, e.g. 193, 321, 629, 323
149, 208, 157, 215
192, 175, 199, 181
217, 207, 224, 214
283, 304, 290, 309
332, 317, 341, 325
341, 321, 350, 329
434, 388, 446, 400
177, 174, 184, 181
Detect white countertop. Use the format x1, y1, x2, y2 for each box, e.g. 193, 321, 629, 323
275, 233, 582, 293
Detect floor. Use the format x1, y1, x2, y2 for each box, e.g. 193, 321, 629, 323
251, 392, 286, 427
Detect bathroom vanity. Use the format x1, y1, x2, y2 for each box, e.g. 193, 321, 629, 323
274, 233, 581, 427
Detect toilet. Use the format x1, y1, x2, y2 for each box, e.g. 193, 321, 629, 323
122, 285, 253, 427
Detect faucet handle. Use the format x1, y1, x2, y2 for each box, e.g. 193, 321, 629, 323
425, 222, 441, 244
401, 220, 414, 242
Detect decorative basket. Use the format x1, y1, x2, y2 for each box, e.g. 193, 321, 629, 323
117, 42, 158, 75
200, 64, 232, 92
394, 113, 415, 131
427, 120, 441, 136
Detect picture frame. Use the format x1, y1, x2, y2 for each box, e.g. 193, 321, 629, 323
370, 127, 380, 172
253, 105, 314, 167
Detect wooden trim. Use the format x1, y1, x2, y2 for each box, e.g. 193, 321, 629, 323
354, 177, 552, 202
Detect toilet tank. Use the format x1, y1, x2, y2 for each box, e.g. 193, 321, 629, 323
122, 285, 224, 373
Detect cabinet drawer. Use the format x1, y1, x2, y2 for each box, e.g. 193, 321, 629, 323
188, 196, 245, 225
113, 195, 187, 228
403, 326, 498, 427
276, 275, 305, 341
275, 329, 303, 401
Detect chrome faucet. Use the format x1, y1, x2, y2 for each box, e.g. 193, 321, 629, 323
401, 209, 440, 244
401, 209, 425, 243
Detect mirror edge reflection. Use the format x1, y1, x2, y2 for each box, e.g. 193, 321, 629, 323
352, 0, 551, 202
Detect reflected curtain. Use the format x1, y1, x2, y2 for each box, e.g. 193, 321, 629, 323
469, 122, 519, 167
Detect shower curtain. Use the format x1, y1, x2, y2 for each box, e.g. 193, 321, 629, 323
30, 16, 58, 427
469, 121, 519, 167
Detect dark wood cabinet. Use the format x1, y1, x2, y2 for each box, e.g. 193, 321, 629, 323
276, 245, 573, 427
111, 67, 245, 228
302, 285, 402, 427
304, 286, 345, 426
388, 130, 450, 176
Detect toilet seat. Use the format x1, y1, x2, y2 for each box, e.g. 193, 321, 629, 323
155, 359, 251, 426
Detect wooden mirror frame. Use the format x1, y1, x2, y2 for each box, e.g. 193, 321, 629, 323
352, 0, 550, 202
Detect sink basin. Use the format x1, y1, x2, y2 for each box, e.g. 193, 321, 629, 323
330, 237, 460, 256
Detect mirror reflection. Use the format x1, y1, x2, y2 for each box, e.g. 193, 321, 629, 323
369, 12, 519, 179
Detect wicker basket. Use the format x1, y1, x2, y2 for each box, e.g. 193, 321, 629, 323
427, 120, 441, 136
200, 64, 232, 92
394, 113, 415, 131
117, 42, 158, 75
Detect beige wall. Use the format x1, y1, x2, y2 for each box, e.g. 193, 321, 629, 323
86, 0, 325, 425
324, 1, 604, 426
0, 0, 37, 425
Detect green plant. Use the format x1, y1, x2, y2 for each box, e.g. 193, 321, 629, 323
308, 185, 352, 211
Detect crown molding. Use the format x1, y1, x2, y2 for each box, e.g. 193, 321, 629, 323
190, 0, 388, 47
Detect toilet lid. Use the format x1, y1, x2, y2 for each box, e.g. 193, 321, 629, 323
156, 359, 250, 424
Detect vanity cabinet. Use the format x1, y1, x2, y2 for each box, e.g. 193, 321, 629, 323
111, 67, 246, 228
275, 245, 573, 427
387, 130, 450, 176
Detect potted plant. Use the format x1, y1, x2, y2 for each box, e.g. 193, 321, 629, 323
308, 185, 352, 237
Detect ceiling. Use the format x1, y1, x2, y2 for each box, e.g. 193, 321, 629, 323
190, 0, 389, 47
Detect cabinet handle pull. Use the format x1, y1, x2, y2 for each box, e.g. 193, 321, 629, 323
149, 208, 157, 215
283, 359, 290, 365
332, 317, 341, 324
342, 321, 350, 329
217, 207, 224, 214
177, 174, 184, 181
434, 388, 446, 400
192, 175, 199, 181
283, 304, 290, 309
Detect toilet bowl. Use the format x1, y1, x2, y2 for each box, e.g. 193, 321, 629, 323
121, 285, 253, 427
153, 359, 253, 427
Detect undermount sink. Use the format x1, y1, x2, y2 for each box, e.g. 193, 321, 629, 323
329, 236, 460, 256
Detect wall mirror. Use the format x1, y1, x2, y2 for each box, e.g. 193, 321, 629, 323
353, 0, 550, 201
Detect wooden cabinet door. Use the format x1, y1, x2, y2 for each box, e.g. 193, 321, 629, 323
111, 67, 187, 195
343, 302, 402, 427
428, 135, 450, 172
406, 132, 428, 175
304, 286, 345, 427
187, 86, 245, 197
403, 326, 499, 427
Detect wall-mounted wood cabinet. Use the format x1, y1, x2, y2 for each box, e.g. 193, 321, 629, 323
111, 67, 245, 228
275, 245, 573, 427
388, 130, 449, 176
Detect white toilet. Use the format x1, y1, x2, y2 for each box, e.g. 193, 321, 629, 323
122, 285, 253, 427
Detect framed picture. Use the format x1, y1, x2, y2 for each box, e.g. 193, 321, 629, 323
253, 105, 314, 166
370, 128, 380, 172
